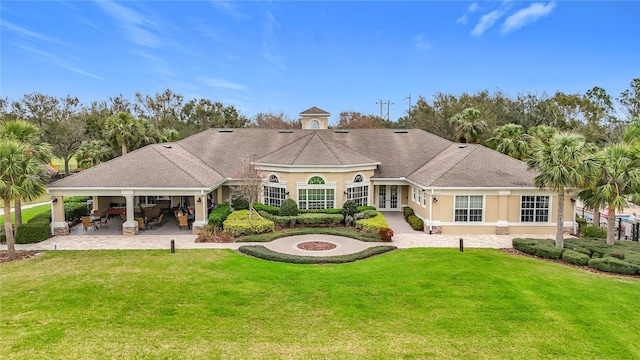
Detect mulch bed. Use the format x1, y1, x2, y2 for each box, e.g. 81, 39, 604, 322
297, 241, 337, 251
500, 248, 640, 279
0, 251, 43, 264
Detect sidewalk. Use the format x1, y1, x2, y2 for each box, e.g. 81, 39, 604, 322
0, 201, 50, 216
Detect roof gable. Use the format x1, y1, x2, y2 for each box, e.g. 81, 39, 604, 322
299, 106, 330, 115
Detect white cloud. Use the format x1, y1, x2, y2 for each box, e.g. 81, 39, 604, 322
201, 78, 246, 91
15, 43, 104, 80
94, 1, 161, 48
471, 10, 504, 37
501, 2, 556, 35
2, 20, 66, 45
468, 2, 480, 12
456, 2, 479, 24
209, 0, 248, 20
412, 34, 432, 52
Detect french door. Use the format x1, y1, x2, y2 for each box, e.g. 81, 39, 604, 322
377, 185, 398, 210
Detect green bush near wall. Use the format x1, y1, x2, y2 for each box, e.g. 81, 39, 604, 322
297, 213, 343, 226
253, 203, 279, 215
581, 225, 607, 239
407, 215, 424, 231
15, 218, 51, 244
355, 212, 389, 236
223, 210, 274, 236
65, 202, 88, 220
561, 249, 590, 266
588, 257, 640, 275
279, 199, 299, 216
208, 204, 231, 227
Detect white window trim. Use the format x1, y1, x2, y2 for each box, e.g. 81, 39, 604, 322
297, 174, 337, 210
519, 195, 551, 223
453, 195, 485, 222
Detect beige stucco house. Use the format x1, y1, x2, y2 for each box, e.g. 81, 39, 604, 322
48, 106, 574, 236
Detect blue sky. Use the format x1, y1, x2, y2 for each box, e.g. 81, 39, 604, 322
2, 1, 639, 124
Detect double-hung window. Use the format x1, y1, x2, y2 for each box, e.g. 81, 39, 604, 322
454, 195, 483, 222
345, 174, 369, 207
263, 174, 287, 207
298, 176, 335, 210
521, 195, 550, 222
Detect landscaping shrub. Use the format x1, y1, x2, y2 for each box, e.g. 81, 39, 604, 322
253, 203, 279, 215
588, 257, 640, 275
355, 209, 377, 220
357, 205, 377, 212
231, 196, 249, 210
64, 196, 91, 203
513, 238, 564, 259
561, 249, 590, 266
279, 198, 298, 216
223, 210, 274, 236
196, 224, 235, 243
65, 202, 88, 220
610, 252, 625, 260
15, 221, 50, 244
296, 213, 343, 226
403, 206, 414, 220
407, 214, 424, 231
342, 200, 358, 219
575, 215, 587, 234
208, 204, 231, 227
238, 244, 397, 264
581, 225, 607, 239
298, 208, 343, 214
259, 210, 297, 227
379, 227, 394, 242
355, 212, 389, 236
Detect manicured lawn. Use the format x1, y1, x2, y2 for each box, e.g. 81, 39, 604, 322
0, 204, 50, 226
2, 249, 639, 359
0, 193, 50, 208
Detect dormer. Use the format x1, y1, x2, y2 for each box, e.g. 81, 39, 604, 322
300, 106, 330, 129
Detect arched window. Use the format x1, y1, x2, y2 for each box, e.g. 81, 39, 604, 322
346, 174, 368, 206
308, 176, 325, 185
264, 174, 286, 207
309, 119, 319, 129
269, 174, 279, 183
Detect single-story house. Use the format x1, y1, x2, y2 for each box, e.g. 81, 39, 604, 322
48, 106, 574, 236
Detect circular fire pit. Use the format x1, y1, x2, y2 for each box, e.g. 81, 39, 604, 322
296, 241, 337, 251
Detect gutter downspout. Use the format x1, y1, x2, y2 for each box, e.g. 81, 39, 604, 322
429, 189, 434, 234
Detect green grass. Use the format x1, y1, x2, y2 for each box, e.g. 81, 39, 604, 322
2, 249, 639, 359
239, 226, 382, 242
0, 193, 51, 208
0, 204, 50, 226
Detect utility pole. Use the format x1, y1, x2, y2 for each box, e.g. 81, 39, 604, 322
404, 94, 412, 115
376, 100, 393, 121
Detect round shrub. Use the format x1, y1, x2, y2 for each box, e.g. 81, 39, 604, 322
208, 203, 231, 228
279, 198, 298, 216
407, 214, 424, 231
231, 196, 249, 210
403, 207, 414, 220
562, 249, 590, 266
342, 200, 358, 218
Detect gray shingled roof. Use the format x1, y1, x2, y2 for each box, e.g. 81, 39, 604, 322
49, 128, 537, 190
49, 143, 224, 189
299, 106, 330, 115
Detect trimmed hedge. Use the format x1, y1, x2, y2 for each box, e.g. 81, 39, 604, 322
561, 249, 590, 266
65, 202, 88, 220
588, 257, 640, 275
355, 212, 389, 237
357, 206, 376, 212
407, 214, 424, 231
297, 213, 343, 226
238, 244, 397, 264
403, 206, 414, 220
298, 208, 343, 214
15, 220, 51, 244
208, 204, 231, 227
64, 196, 91, 203
342, 200, 357, 218
512, 238, 564, 259
238, 227, 382, 243
253, 203, 279, 215
223, 210, 274, 236
231, 196, 249, 210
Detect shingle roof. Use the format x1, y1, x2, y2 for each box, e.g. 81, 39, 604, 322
49, 143, 224, 189
49, 128, 536, 190
299, 106, 330, 115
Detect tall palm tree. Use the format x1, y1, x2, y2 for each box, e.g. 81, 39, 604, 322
451, 108, 486, 144
488, 124, 531, 160
0, 120, 52, 227
527, 125, 556, 143
527, 132, 600, 248
103, 112, 144, 155
0, 141, 48, 260
578, 144, 640, 245
75, 140, 113, 169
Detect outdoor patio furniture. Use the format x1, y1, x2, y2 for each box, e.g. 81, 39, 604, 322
81, 216, 95, 232
135, 217, 147, 231
147, 213, 164, 230
99, 216, 109, 229
178, 215, 189, 230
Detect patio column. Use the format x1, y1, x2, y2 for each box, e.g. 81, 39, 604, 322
192, 194, 207, 234
122, 191, 138, 235
496, 191, 510, 235
51, 196, 69, 236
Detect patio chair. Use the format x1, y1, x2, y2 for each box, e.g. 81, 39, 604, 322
178, 215, 189, 230
81, 216, 93, 232
147, 213, 164, 230
99, 216, 109, 229
136, 217, 147, 231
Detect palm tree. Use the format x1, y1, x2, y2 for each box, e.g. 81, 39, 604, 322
488, 124, 531, 160
0, 140, 48, 260
527, 125, 556, 143
450, 108, 486, 144
624, 117, 640, 144
75, 140, 113, 169
103, 112, 144, 155
0, 120, 52, 227
527, 132, 600, 248
578, 144, 640, 245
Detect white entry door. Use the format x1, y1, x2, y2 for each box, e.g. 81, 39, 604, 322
377, 185, 399, 211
